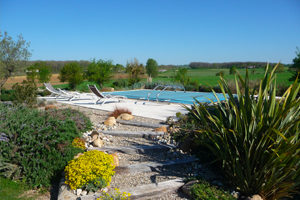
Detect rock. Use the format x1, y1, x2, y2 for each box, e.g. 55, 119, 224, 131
247, 195, 264, 200
45, 105, 57, 110
117, 113, 134, 120
90, 131, 99, 141
181, 180, 198, 198
155, 126, 167, 133
111, 152, 119, 166
102, 187, 109, 193
81, 190, 87, 196
104, 117, 116, 127
76, 188, 82, 196
74, 153, 83, 159
93, 138, 104, 147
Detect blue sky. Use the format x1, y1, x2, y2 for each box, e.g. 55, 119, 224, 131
0, 0, 299, 65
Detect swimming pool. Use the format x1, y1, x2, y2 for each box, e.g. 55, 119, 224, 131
105, 90, 226, 105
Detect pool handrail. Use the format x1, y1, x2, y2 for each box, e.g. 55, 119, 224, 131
147, 84, 185, 102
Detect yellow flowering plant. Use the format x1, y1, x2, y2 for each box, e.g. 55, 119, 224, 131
97, 188, 131, 200
65, 150, 115, 190
72, 137, 86, 149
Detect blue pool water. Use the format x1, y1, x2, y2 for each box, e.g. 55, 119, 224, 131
105, 90, 226, 105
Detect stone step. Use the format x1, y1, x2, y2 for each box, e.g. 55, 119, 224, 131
88, 144, 175, 154
115, 156, 198, 174
102, 130, 164, 138
119, 178, 185, 200
117, 119, 167, 129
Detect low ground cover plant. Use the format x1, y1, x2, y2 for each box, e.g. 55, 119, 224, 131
97, 188, 131, 200
0, 104, 92, 188
64, 150, 115, 191
180, 65, 299, 199
190, 179, 235, 200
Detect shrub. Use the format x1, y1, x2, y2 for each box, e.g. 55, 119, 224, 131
229, 66, 237, 75
191, 179, 235, 200
59, 62, 83, 89
126, 58, 144, 86
109, 107, 132, 118
97, 188, 131, 200
0, 105, 89, 188
26, 62, 52, 83
86, 59, 113, 87
174, 68, 190, 85
184, 64, 300, 199
72, 138, 86, 150
64, 150, 115, 190
45, 108, 92, 132
12, 80, 37, 107
0, 89, 14, 101
112, 79, 128, 88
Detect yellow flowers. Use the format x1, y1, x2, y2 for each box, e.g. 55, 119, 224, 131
97, 188, 131, 200
65, 150, 115, 190
72, 137, 86, 149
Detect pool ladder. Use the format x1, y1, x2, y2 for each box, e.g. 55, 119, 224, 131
147, 84, 185, 102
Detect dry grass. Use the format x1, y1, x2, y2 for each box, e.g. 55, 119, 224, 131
3, 74, 66, 89
109, 107, 132, 118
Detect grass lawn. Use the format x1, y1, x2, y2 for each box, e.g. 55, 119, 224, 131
0, 177, 34, 200
154, 68, 294, 87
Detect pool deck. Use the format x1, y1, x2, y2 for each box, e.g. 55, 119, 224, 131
39, 93, 190, 121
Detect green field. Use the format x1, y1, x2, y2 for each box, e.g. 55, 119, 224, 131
154, 67, 294, 87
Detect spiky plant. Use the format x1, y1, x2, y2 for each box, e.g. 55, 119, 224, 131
185, 64, 299, 199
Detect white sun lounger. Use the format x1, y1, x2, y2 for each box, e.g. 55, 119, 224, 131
88, 85, 127, 105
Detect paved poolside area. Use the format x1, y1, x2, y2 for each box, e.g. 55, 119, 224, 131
39, 93, 190, 121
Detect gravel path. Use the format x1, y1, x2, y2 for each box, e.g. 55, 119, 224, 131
52, 102, 193, 199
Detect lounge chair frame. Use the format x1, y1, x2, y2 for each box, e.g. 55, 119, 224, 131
88, 85, 127, 105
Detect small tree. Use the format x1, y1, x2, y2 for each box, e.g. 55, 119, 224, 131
59, 62, 83, 89
229, 66, 237, 75
126, 58, 144, 86
86, 59, 113, 87
26, 62, 52, 83
174, 68, 190, 85
0, 31, 31, 94
146, 58, 158, 78
290, 47, 300, 80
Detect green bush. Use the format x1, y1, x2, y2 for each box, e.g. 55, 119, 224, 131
112, 79, 128, 88
0, 89, 14, 101
26, 62, 52, 83
59, 62, 83, 89
191, 180, 235, 200
86, 59, 113, 87
184, 64, 300, 199
12, 80, 37, 107
0, 105, 92, 188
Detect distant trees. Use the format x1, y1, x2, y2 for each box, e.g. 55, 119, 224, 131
86, 59, 113, 87
26, 62, 52, 83
126, 58, 144, 86
0, 31, 31, 94
59, 62, 83, 89
290, 47, 300, 80
112, 64, 125, 73
146, 58, 158, 78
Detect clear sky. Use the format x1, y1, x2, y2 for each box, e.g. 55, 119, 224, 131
0, 0, 299, 65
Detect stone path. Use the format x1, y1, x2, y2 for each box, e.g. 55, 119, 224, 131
54, 103, 213, 200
